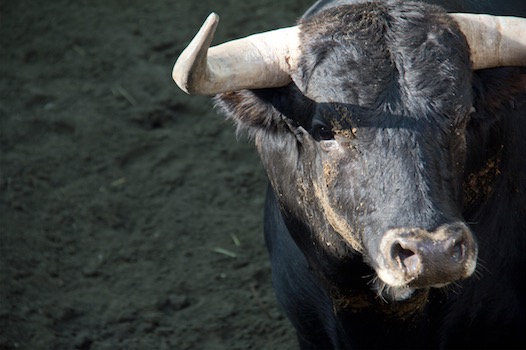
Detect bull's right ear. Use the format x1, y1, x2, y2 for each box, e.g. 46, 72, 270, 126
214, 85, 314, 139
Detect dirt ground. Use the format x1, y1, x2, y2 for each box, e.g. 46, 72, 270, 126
0, 1, 315, 349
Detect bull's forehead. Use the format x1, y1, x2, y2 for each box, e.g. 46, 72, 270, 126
293, 2, 472, 115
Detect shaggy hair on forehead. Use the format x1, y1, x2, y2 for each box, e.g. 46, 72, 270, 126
295, 1, 472, 119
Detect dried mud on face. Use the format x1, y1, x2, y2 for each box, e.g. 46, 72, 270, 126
0, 1, 312, 349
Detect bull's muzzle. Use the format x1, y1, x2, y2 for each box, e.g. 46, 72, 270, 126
377, 223, 478, 288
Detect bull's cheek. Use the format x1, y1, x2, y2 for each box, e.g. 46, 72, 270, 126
310, 159, 365, 254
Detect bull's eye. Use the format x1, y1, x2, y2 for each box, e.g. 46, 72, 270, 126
313, 125, 334, 141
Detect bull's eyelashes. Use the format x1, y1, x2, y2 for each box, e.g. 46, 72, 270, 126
311, 124, 335, 141
310, 103, 359, 145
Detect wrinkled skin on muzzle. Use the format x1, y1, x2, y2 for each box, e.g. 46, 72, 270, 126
378, 224, 477, 290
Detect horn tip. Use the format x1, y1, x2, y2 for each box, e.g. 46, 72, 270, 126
172, 12, 221, 95
207, 12, 219, 23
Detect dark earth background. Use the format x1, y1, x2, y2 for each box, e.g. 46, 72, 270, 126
0, 1, 316, 349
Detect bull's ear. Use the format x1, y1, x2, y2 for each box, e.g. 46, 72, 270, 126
214, 85, 313, 138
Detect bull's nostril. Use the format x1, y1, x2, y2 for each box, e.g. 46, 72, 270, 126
450, 239, 466, 263
394, 244, 414, 261
391, 243, 420, 275
444, 224, 470, 264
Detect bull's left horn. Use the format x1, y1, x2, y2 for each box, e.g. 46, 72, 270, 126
173, 13, 301, 95
451, 13, 526, 69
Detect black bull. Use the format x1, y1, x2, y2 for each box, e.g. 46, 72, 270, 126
202, 0, 526, 348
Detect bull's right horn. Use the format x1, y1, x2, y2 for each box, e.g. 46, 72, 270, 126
173, 13, 301, 96
451, 13, 526, 69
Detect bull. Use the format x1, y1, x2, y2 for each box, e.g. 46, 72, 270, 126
173, 0, 526, 348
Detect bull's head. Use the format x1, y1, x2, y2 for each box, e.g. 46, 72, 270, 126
173, 2, 525, 304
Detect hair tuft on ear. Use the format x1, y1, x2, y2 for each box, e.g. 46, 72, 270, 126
214, 85, 310, 140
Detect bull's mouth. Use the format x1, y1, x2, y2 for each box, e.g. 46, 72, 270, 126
371, 278, 417, 301
371, 274, 466, 302
371, 262, 478, 302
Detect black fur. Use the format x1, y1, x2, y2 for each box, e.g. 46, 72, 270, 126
214, 0, 526, 348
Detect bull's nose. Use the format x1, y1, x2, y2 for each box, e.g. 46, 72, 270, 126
379, 223, 477, 288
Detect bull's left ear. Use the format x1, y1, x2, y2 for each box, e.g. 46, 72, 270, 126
214, 84, 313, 137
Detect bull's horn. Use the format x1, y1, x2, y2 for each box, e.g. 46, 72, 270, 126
172, 13, 301, 95
452, 13, 526, 69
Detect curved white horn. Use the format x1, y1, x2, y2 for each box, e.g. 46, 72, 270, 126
451, 13, 526, 69
173, 13, 301, 95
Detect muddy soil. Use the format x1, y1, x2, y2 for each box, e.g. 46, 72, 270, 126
0, 1, 314, 348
